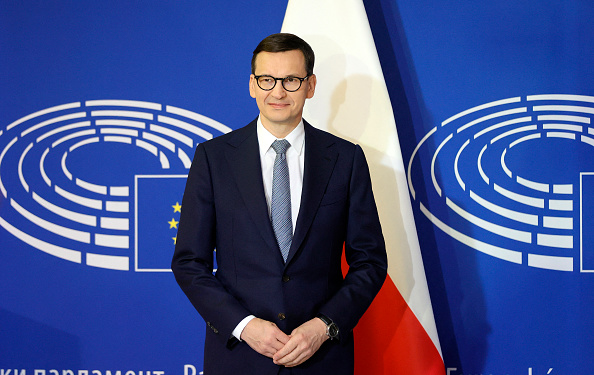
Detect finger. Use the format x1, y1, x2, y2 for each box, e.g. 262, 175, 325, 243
275, 332, 290, 345
267, 326, 289, 352
261, 331, 288, 354
283, 353, 308, 368
281, 339, 316, 367
277, 347, 308, 367
270, 337, 287, 352
275, 331, 322, 366
273, 337, 298, 362
242, 319, 291, 358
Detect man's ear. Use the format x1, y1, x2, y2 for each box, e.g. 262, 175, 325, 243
306, 74, 317, 99
249, 74, 256, 98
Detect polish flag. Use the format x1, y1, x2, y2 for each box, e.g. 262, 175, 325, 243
281, 1, 445, 373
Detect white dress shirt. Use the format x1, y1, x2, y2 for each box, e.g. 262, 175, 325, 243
232, 117, 306, 340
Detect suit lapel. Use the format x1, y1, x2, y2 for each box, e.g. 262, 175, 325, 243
225, 120, 279, 256
286, 122, 338, 265
225, 120, 339, 266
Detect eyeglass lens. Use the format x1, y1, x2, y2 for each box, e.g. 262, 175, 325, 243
257, 76, 305, 92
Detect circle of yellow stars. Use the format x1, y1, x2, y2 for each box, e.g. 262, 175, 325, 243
170, 202, 182, 245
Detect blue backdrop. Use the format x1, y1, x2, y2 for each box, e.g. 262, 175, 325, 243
0, 2, 288, 374
2, 1, 593, 374
366, 0, 594, 374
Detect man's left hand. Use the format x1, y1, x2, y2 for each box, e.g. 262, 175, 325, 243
272, 317, 328, 367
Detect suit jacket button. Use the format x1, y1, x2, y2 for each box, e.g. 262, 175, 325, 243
278, 313, 286, 320
282, 275, 290, 282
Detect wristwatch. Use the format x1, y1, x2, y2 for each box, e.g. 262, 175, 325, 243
317, 313, 339, 340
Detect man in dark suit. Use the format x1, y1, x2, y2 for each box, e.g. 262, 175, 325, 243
172, 33, 387, 375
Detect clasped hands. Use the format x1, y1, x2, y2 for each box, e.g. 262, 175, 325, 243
240, 317, 329, 367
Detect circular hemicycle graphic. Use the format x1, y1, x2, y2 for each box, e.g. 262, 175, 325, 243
408, 94, 594, 272
0, 100, 230, 271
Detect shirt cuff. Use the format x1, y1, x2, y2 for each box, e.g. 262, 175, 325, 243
232, 315, 256, 341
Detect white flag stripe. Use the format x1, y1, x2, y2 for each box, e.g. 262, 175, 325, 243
281, 0, 442, 356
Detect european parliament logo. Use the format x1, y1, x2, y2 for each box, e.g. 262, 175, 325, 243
408, 94, 594, 272
0, 100, 230, 271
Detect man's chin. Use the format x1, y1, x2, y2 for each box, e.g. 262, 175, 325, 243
262, 115, 296, 128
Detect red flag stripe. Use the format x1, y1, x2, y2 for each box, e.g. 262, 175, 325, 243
354, 275, 445, 374
342, 252, 444, 374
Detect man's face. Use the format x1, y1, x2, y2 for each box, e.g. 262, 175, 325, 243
249, 50, 316, 131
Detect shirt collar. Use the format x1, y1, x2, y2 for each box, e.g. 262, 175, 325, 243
257, 117, 305, 156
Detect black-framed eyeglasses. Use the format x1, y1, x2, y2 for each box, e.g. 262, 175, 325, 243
254, 75, 309, 92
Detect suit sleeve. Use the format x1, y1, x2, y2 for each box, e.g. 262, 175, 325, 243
319, 144, 388, 343
171, 143, 251, 345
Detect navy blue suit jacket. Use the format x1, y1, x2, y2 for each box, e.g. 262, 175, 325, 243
172, 119, 387, 375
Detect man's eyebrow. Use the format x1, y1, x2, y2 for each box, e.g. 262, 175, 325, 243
258, 73, 305, 77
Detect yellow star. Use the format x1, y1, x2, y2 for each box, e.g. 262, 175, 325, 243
172, 202, 182, 213
172, 236, 177, 245
168, 218, 179, 229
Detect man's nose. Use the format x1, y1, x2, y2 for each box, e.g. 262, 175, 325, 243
271, 80, 287, 98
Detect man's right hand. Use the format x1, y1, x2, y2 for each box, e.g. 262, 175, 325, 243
240, 317, 290, 358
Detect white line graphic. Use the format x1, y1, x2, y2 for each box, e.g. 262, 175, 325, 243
0, 100, 230, 271
409, 94, 594, 272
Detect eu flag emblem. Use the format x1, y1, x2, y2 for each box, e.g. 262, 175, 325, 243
135, 174, 187, 272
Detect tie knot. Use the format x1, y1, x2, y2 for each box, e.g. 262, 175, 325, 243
271, 139, 291, 155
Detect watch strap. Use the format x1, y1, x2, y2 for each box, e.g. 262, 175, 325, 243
317, 313, 339, 340
316, 313, 332, 326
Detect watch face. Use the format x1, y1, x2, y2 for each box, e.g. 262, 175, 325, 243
329, 323, 339, 338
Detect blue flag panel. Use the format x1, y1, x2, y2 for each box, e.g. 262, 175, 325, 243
366, 0, 594, 373
582, 173, 594, 271
1, 1, 287, 374
136, 175, 186, 272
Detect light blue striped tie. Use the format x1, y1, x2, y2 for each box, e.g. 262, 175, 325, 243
270, 139, 292, 262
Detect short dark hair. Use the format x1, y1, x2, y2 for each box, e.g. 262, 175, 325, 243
251, 33, 315, 76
